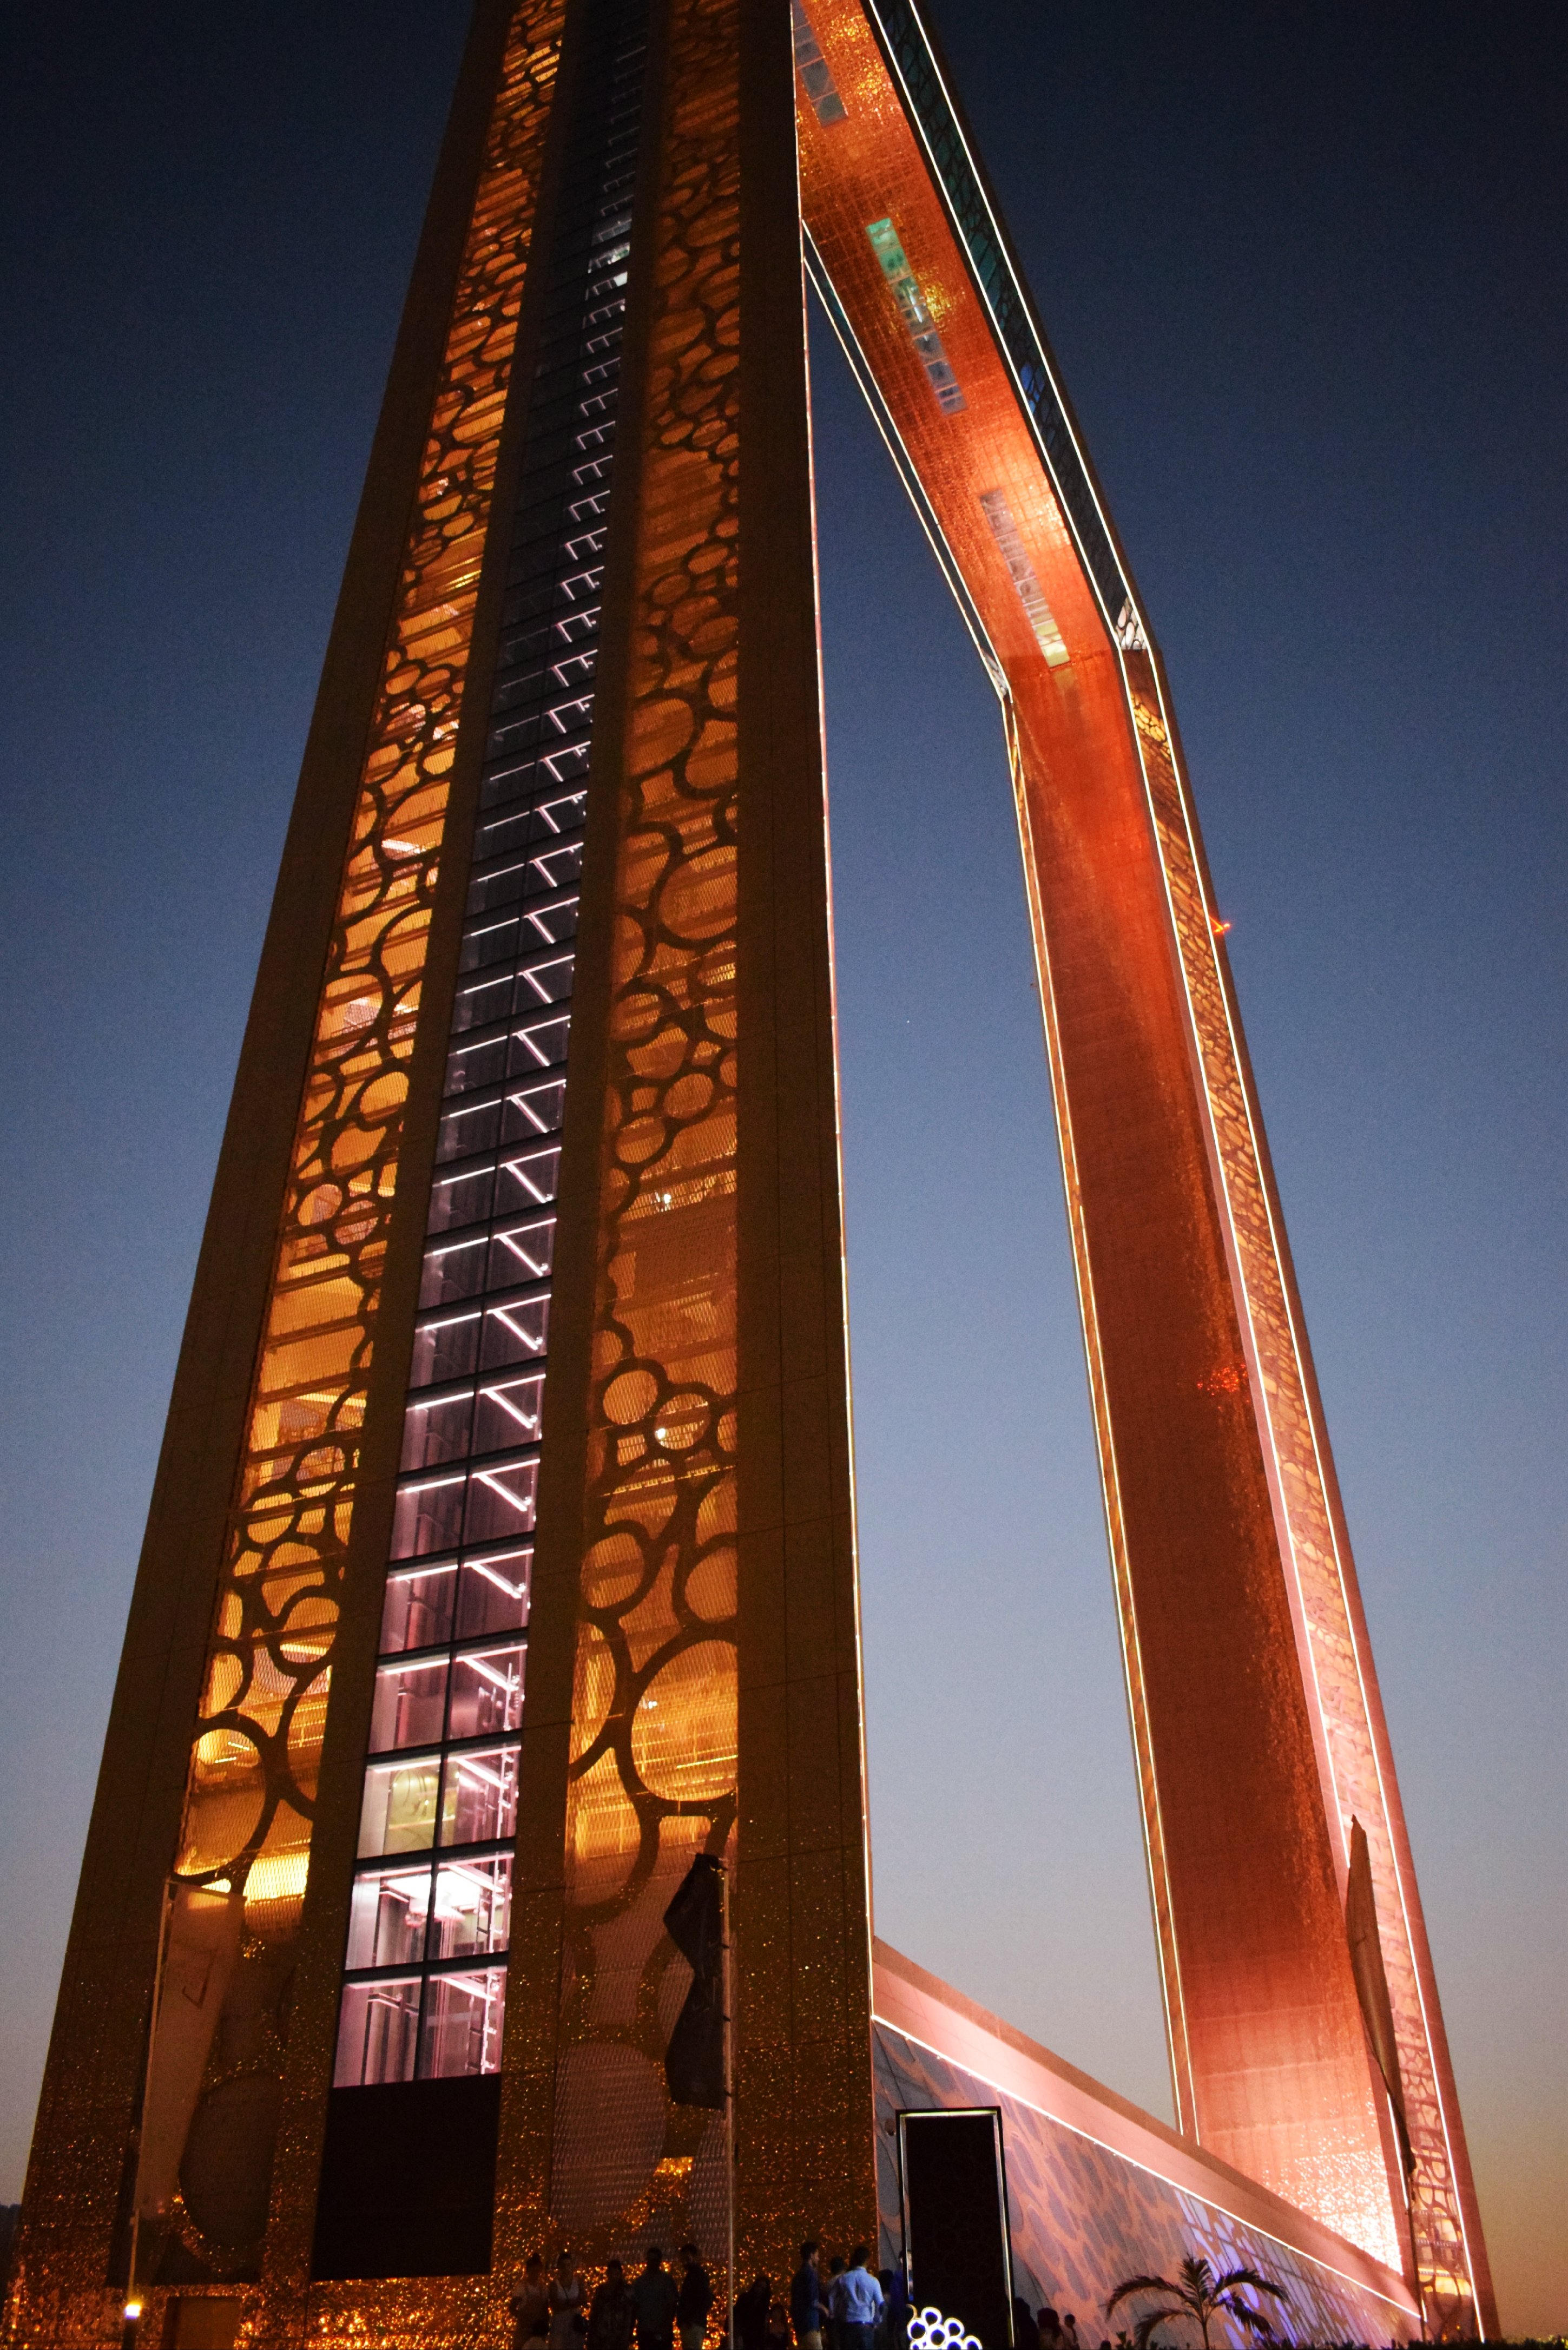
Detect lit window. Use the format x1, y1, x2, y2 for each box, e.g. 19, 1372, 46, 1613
866, 218, 967, 413
792, 2, 847, 125
979, 489, 1070, 667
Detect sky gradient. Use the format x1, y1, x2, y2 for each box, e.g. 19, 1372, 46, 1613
1, 0, 1562, 2330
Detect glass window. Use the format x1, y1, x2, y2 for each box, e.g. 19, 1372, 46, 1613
508, 1013, 571, 1074
419, 1965, 506, 2078
480, 1297, 550, 1369
359, 1754, 442, 1857
335, 1975, 420, 2087
439, 1742, 520, 1847
391, 1473, 467, 1559
500, 1078, 566, 1144
400, 1390, 476, 1472
495, 1146, 561, 1211
428, 1856, 512, 1961
380, 1562, 458, 1654
448, 1643, 526, 1740
488, 1218, 556, 1287
458, 918, 519, 975
409, 1311, 482, 1388
464, 1458, 538, 1545
334, 96, 635, 2084
451, 975, 514, 1036
345, 1863, 433, 1969
445, 1034, 509, 1097
420, 1236, 490, 1308
472, 1374, 544, 1456
437, 1099, 503, 1163
515, 953, 575, 1007
456, 1551, 530, 1638
370, 1658, 449, 1753
533, 787, 589, 833
467, 859, 530, 918
480, 756, 538, 812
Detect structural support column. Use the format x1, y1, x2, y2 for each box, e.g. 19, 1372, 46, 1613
734, 0, 878, 2281
504, 0, 875, 2280
6, 5, 566, 2336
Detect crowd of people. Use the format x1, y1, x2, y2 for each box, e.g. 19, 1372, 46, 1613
510, 2242, 1109, 2350
509, 2242, 902, 2350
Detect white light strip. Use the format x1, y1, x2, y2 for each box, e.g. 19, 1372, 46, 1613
861, 0, 1147, 646
814, 0, 1469, 2301
1000, 696, 1195, 2138
1123, 650, 1479, 2314
803, 228, 1005, 693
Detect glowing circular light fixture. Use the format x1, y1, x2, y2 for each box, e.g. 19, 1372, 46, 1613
907, 2312, 980, 2350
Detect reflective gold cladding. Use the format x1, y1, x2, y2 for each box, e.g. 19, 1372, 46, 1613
797, 0, 1490, 2326
1121, 662, 1484, 2328
998, 693, 1193, 2134
549, 0, 743, 2258
172, 0, 565, 1913
2, 10, 564, 2336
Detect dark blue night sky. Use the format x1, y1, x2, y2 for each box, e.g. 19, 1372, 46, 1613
1, 1, 1561, 2323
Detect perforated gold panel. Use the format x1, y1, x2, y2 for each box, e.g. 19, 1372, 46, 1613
4, 6, 566, 2338
172, 0, 566, 1955
13, 1, 1492, 2341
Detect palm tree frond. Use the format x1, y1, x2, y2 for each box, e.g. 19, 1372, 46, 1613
1213, 2271, 1289, 2307
1109, 2244, 1288, 2350
1106, 2279, 1180, 2318
1214, 2301, 1279, 2342
1132, 2311, 1186, 2350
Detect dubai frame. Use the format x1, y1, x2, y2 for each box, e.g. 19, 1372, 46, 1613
8, 1, 1495, 2344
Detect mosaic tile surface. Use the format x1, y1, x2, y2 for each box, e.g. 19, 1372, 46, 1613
873, 2025, 1415, 2347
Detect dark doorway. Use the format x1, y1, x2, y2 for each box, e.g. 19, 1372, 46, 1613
898, 2108, 1014, 2350
311, 2073, 500, 2279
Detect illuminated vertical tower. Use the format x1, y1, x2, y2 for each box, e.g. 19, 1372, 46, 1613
6, 1, 1493, 2345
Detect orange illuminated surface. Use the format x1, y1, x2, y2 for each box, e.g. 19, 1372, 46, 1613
136, 0, 566, 2275
795, 0, 1490, 2329
171, 0, 564, 1917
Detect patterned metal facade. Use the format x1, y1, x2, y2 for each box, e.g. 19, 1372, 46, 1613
6, 1, 1491, 2345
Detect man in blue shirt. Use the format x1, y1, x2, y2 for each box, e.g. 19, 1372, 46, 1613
828, 2248, 884, 2350
790, 2242, 822, 2350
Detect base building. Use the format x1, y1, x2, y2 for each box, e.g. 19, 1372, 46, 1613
6, 1, 1494, 2344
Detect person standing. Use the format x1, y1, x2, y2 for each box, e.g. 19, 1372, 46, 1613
880, 2272, 910, 2350
734, 2274, 773, 2350
678, 2244, 714, 2350
635, 2248, 680, 2350
792, 2243, 823, 2350
829, 2247, 883, 2350
823, 2259, 846, 2350
511, 2255, 552, 2350
589, 2261, 637, 2350
550, 2252, 588, 2350
1011, 2302, 1039, 2350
